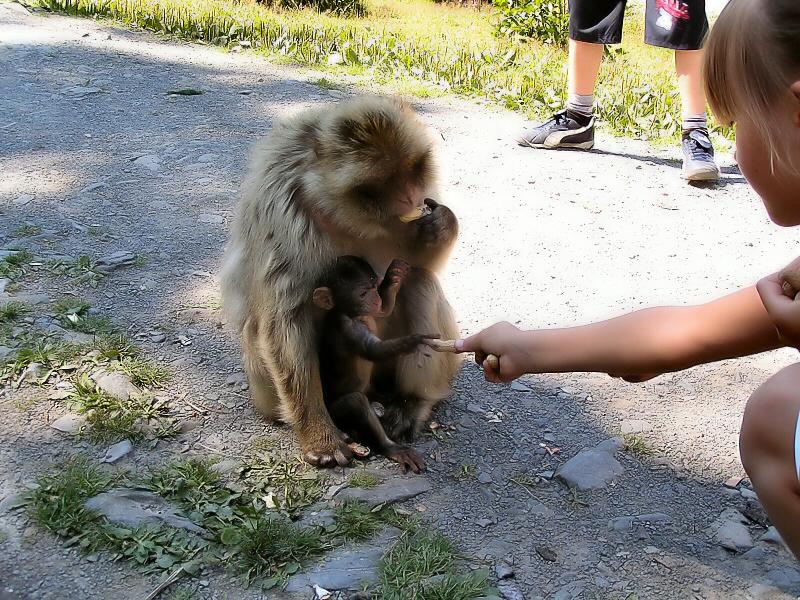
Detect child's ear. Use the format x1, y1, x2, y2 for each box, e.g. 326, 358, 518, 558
313, 287, 335, 310
791, 81, 800, 128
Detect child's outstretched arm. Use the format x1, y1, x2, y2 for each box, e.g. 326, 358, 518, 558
458, 286, 782, 383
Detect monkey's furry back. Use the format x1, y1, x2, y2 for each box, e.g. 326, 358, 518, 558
221, 97, 441, 333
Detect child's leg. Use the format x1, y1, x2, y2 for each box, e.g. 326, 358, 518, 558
740, 363, 800, 559
674, 49, 706, 116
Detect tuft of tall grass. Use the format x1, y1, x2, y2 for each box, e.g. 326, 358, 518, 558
35, 0, 732, 143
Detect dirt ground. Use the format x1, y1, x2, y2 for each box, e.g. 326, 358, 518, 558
2, 2, 800, 598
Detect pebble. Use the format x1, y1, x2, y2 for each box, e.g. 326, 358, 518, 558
84, 489, 208, 535
95, 251, 136, 272
477, 518, 493, 528
13, 194, 33, 206
497, 581, 525, 600
509, 381, 532, 392
335, 477, 432, 507
477, 472, 492, 484
495, 562, 514, 580
133, 154, 160, 172
92, 370, 139, 401
609, 513, 671, 531
100, 440, 133, 464
198, 213, 224, 224
557, 437, 625, 491
466, 402, 484, 414
761, 526, 787, 549
50, 414, 86, 434
535, 545, 557, 562
707, 508, 754, 552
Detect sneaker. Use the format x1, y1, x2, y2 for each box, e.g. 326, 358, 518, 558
517, 109, 595, 150
681, 128, 720, 181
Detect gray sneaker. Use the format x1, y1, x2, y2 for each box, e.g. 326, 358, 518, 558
517, 109, 595, 150
681, 128, 720, 181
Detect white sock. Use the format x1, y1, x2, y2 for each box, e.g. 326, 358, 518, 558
682, 112, 708, 131
566, 93, 594, 117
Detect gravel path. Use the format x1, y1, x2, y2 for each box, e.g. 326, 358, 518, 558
2, 2, 800, 598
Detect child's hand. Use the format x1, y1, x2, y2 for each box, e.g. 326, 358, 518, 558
456, 322, 530, 383
757, 267, 800, 348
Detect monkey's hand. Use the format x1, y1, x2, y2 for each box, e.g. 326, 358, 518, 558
386, 444, 426, 474
383, 258, 411, 288
414, 198, 458, 248
301, 428, 353, 469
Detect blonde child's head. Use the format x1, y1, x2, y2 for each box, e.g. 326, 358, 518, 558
704, 0, 800, 226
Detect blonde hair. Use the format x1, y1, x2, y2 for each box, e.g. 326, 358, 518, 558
704, 0, 800, 167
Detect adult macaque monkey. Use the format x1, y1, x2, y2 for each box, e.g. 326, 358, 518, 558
221, 96, 459, 467
314, 255, 435, 474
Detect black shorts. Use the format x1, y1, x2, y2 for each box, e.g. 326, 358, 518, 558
568, 0, 708, 50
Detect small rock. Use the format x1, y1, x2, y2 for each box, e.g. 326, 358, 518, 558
538, 470, 554, 480
198, 213, 224, 224
724, 475, 744, 489
95, 251, 136, 272
50, 414, 86, 434
510, 381, 532, 392
476, 518, 493, 528
133, 155, 160, 172
740, 488, 758, 500
466, 402, 483, 414
23, 362, 46, 383
79, 182, 107, 194
179, 419, 201, 433
707, 508, 754, 552
297, 507, 336, 528
553, 582, 585, 600
477, 472, 492, 485
196, 153, 217, 163
761, 526, 788, 549
12, 293, 49, 305
542, 433, 555, 443
286, 527, 401, 592
557, 437, 624, 491
0, 346, 15, 361
61, 330, 95, 345
0, 278, 10, 293
644, 545, 660, 554
85, 488, 208, 535
100, 440, 133, 464
526, 498, 554, 518
335, 478, 432, 507
620, 419, 653, 434
150, 333, 166, 343
609, 512, 671, 531
497, 581, 525, 600
93, 370, 139, 401
13, 194, 33, 206
535, 545, 557, 562
495, 561, 514, 580
0, 491, 32, 513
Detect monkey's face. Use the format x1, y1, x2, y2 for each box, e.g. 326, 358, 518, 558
315, 98, 439, 230
340, 280, 383, 317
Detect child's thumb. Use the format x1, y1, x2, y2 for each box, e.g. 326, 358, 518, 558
455, 334, 479, 353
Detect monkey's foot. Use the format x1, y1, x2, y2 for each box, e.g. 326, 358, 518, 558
387, 445, 426, 474
302, 434, 353, 468
348, 442, 371, 458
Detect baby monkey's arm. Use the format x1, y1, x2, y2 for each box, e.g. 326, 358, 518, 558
377, 259, 410, 318
341, 316, 436, 362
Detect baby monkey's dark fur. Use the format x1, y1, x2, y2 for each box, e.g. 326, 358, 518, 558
314, 256, 435, 473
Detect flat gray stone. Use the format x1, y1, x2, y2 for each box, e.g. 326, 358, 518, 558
12, 293, 49, 305
498, 581, 526, 600
0, 278, 9, 294
285, 527, 401, 592
0, 346, 15, 361
557, 437, 624, 491
61, 330, 95, 345
620, 419, 653, 434
50, 414, 86, 434
510, 381, 532, 392
335, 478, 431, 507
13, 194, 33, 206
211, 459, 240, 475
84, 488, 207, 535
100, 439, 133, 464
707, 508, 754, 552
761, 526, 788, 549
198, 213, 224, 224
133, 155, 160, 172
93, 370, 139, 401
95, 251, 136, 272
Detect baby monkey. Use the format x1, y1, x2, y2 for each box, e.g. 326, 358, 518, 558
313, 256, 437, 473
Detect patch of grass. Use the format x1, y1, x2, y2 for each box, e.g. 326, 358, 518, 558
0, 301, 29, 323
623, 433, 653, 457
0, 529, 7, 544
242, 451, 324, 514
0, 250, 33, 280
332, 500, 385, 542
47, 255, 104, 285
31, 459, 209, 572
53, 298, 114, 335
34, 0, 733, 145
31, 459, 114, 544
378, 530, 490, 600
165, 588, 197, 600
69, 373, 178, 442
454, 463, 476, 481
237, 517, 326, 586
94, 333, 139, 361
348, 469, 380, 489
110, 357, 170, 387
314, 77, 340, 90
0, 337, 86, 384
13, 224, 42, 237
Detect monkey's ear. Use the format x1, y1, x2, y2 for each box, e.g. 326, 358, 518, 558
312, 287, 335, 310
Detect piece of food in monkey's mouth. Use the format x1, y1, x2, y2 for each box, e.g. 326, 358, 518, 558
780, 266, 800, 299
399, 204, 432, 223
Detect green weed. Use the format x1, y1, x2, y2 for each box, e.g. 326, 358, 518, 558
47, 255, 104, 285
623, 433, 653, 457
53, 298, 114, 335
13, 224, 42, 237
94, 333, 139, 361
332, 500, 385, 542
348, 469, 380, 489
0, 301, 29, 323
242, 452, 324, 514
0, 250, 33, 280
110, 357, 170, 387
